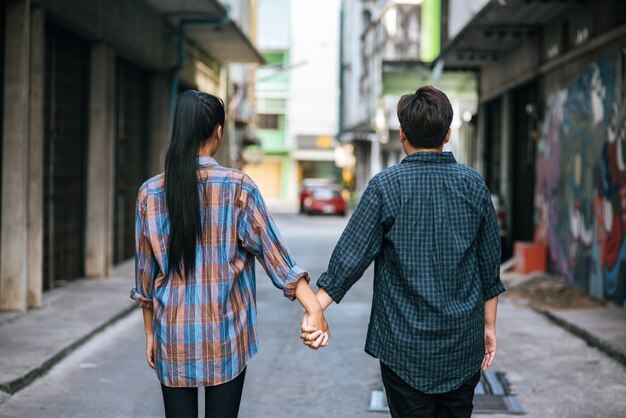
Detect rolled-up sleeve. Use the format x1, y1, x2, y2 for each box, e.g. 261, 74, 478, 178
238, 180, 309, 300
130, 186, 157, 309
477, 192, 506, 300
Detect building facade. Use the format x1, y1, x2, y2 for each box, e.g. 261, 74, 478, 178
248, 0, 341, 210
288, 0, 341, 199
247, 50, 292, 201
339, 0, 477, 195
0, 0, 262, 312
439, 0, 626, 306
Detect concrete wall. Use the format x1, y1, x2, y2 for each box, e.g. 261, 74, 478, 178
0, 0, 244, 311
1, 0, 30, 312
84, 44, 116, 278
36, 0, 171, 69
148, 73, 171, 176
27, 5, 44, 307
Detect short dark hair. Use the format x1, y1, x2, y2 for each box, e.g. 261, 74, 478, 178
397, 85, 453, 149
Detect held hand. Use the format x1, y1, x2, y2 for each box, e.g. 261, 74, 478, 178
300, 310, 330, 350
145, 333, 156, 369
481, 328, 496, 371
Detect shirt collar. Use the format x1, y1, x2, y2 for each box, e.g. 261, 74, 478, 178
401, 151, 456, 164
198, 156, 219, 167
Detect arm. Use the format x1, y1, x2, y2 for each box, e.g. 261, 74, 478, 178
130, 188, 157, 310
142, 307, 155, 369
477, 191, 505, 301
484, 295, 498, 330
239, 184, 309, 299
302, 177, 384, 348
238, 182, 328, 346
482, 295, 499, 371
315, 175, 384, 304
315, 287, 334, 310
297, 279, 329, 349
477, 190, 505, 370
130, 187, 159, 368
295, 278, 325, 317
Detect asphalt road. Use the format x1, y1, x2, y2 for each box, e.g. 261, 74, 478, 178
0, 214, 382, 418
1, 213, 626, 417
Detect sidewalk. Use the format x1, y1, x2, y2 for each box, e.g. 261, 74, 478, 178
501, 270, 626, 368
0, 261, 136, 398
0, 259, 625, 409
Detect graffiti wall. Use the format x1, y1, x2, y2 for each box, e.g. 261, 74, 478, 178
535, 54, 626, 306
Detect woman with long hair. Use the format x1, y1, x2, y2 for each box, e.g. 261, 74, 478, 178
131, 90, 329, 418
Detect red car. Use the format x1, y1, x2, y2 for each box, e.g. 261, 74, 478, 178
303, 187, 347, 216
299, 179, 333, 213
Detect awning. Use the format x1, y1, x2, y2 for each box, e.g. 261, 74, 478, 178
185, 21, 264, 64
436, 0, 569, 70
144, 0, 226, 18
144, 0, 263, 64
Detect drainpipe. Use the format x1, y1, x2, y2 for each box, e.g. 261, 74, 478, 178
169, 18, 229, 134
337, 3, 345, 146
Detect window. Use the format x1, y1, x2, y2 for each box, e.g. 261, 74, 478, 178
257, 113, 279, 130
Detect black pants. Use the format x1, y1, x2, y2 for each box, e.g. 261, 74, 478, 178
381, 363, 480, 418
160, 368, 246, 418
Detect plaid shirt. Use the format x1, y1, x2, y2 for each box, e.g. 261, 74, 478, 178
131, 156, 308, 387
317, 152, 505, 394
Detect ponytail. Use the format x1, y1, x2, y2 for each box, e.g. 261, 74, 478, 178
164, 90, 225, 278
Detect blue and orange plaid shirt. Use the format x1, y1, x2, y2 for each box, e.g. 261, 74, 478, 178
131, 156, 308, 387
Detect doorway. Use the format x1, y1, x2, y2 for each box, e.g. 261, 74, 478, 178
511, 83, 538, 245
43, 22, 90, 289
114, 58, 150, 263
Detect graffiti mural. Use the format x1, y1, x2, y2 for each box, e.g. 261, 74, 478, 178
535, 54, 626, 307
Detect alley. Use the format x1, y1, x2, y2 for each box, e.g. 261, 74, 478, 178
1, 214, 626, 418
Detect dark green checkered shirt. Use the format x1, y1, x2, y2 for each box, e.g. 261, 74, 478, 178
317, 152, 505, 394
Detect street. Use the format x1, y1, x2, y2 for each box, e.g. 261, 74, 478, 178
1, 214, 626, 417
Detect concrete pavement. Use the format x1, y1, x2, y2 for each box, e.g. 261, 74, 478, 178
0, 262, 136, 395
0, 213, 625, 417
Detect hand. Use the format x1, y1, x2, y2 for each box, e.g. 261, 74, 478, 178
481, 327, 496, 371
145, 333, 156, 369
300, 310, 330, 350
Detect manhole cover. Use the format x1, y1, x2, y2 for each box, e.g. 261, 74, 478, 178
369, 371, 524, 414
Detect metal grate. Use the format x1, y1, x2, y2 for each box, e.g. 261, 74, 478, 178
43, 22, 90, 289
474, 371, 524, 414
369, 371, 524, 414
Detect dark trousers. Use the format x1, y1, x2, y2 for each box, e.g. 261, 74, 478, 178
160, 368, 246, 418
381, 363, 480, 418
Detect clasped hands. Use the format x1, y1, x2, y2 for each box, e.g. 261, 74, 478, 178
300, 306, 330, 350
296, 283, 333, 350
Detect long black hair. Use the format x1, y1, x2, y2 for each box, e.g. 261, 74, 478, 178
164, 90, 225, 278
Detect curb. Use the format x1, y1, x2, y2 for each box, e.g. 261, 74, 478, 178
0, 304, 136, 395
538, 309, 626, 369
